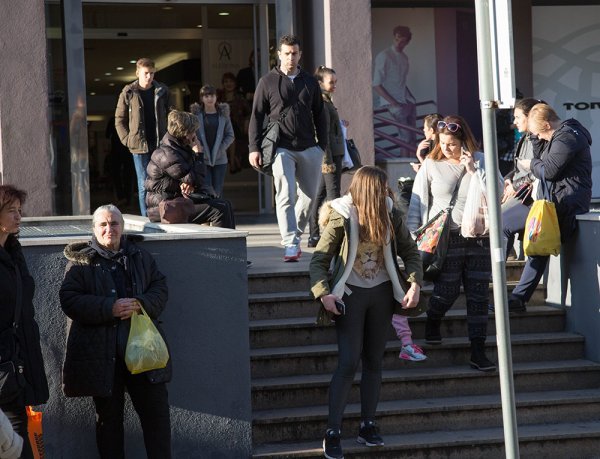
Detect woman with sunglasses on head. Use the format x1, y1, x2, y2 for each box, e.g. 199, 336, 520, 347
508, 103, 592, 313
307, 66, 348, 248
500, 98, 544, 263
407, 115, 500, 372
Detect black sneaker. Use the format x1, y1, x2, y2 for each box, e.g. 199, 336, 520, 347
356, 420, 384, 447
323, 429, 343, 459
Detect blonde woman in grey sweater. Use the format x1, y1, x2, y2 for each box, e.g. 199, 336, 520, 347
407, 115, 499, 372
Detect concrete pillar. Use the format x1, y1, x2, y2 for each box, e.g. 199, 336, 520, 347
325, 0, 375, 172
0, 2, 53, 215
512, 0, 534, 97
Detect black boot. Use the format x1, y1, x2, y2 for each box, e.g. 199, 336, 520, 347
470, 338, 496, 372
425, 317, 442, 345
508, 296, 527, 313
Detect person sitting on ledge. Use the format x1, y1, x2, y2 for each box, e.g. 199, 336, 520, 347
145, 110, 235, 228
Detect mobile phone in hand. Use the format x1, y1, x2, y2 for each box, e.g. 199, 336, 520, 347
334, 300, 346, 315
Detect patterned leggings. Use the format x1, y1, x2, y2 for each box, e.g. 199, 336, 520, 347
427, 231, 491, 340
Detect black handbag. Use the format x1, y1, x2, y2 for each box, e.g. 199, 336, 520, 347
256, 105, 292, 176
342, 139, 362, 173
414, 170, 465, 282
0, 265, 26, 403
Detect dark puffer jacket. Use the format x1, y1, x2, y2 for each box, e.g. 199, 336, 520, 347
0, 235, 49, 405
530, 118, 593, 240
145, 133, 212, 221
59, 236, 171, 397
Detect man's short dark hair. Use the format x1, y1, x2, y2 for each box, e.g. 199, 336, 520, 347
136, 58, 156, 70
392, 26, 412, 41
278, 34, 301, 50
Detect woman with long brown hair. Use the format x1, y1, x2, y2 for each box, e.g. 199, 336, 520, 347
310, 166, 422, 459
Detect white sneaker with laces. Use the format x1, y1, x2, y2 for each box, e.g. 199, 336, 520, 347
283, 243, 301, 262
399, 343, 427, 361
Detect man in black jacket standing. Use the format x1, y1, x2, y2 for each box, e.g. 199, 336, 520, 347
248, 35, 328, 261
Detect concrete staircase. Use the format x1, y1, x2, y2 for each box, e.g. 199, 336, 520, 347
243, 231, 600, 458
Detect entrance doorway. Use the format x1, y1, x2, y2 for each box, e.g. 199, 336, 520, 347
80, 2, 275, 215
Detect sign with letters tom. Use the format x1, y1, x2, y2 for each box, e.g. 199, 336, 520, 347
533, 5, 600, 198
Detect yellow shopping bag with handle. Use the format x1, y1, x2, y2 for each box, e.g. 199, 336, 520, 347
523, 176, 560, 257
125, 305, 169, 374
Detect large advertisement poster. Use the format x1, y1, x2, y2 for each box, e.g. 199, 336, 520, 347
533, 6, 600, 198
371, 8, 437, 160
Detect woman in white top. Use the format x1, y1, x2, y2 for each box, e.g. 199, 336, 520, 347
407, 115, 498, 372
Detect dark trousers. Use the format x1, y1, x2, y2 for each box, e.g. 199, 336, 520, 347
308, 155, 343, 240
1, 395, 33, 459
191, 198, 235, 229
511, 255, 549, 303
501, 196, 530, 254
328, 282, 395, 430
93, 359, 171, 459
428, 231, 491, 340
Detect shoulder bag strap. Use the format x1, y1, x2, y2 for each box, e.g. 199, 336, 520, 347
13, 265, 22, 330
10, 265, 23, 360
448, 168, 467, 209
275, 73, 298, 124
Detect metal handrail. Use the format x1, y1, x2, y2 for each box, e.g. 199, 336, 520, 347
373, 100, 438, 160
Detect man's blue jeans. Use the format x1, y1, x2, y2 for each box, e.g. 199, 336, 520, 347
132, 153, 150, 216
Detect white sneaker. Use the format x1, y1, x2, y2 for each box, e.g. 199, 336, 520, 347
399, 343, 427, 362
283, 243, 301, 262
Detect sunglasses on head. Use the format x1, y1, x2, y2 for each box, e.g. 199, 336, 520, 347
437, 121, 461, 132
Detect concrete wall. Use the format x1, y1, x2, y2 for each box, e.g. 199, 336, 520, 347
22, 227, 252, 458
0, 2, 53, 215
546, 214, 600, 362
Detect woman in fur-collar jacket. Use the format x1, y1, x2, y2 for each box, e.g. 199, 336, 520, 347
309, 166, 422, 458
59, 205, 172, 458
190, 85, 235, 198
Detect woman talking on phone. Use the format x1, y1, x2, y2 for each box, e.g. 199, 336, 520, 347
145, 110, 235, 228
310, 166, 422, 459
407, 115, 499, 372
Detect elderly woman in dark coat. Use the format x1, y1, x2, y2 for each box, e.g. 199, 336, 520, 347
145, 110, 235, 228
0, 185, 48, 459
59, 204, 171, 459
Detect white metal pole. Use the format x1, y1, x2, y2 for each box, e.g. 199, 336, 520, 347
474, 1, 520, 457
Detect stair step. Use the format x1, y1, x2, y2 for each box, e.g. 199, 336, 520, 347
249, 271, 312, 295
250, 332, 583, 378
251, 359, 600, 410
249, 306, 565, 349
248, 282, 546, 320
252, 389, 600, 444
252, 420, 600, 458
248, 261, 527, 295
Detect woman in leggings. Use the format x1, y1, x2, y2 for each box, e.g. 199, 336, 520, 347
310, 166, 422, 459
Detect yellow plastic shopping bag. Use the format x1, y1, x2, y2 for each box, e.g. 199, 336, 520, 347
523, 198, 560, 256
125, 306, 169, 374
